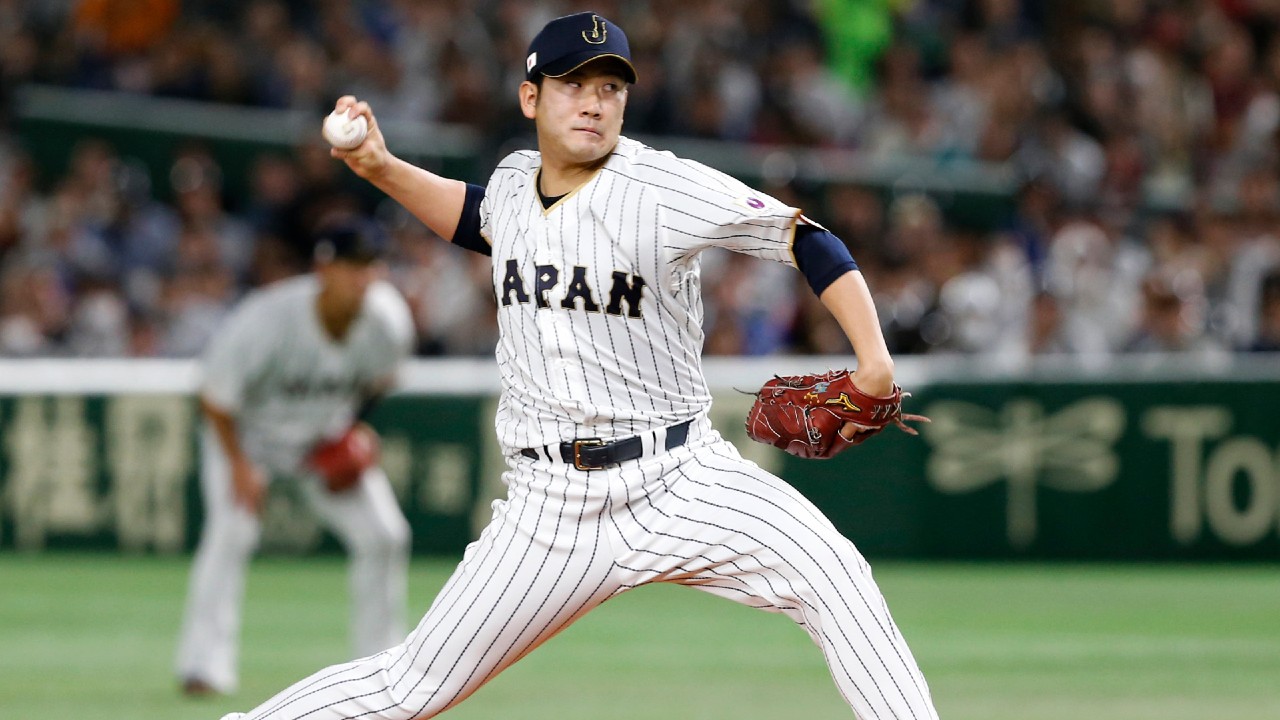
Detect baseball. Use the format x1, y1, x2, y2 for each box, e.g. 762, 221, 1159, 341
322, 109, 368, 150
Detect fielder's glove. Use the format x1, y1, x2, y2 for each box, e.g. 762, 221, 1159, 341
306, 423, 380, 492
744, 369, 929, 459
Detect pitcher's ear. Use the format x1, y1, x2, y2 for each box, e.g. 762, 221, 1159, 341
519, 80, 539, 120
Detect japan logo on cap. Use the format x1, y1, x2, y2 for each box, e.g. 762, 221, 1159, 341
523, 11, 637, 84
582, 14, 606, 44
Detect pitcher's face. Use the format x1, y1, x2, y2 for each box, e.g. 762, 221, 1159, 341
522, 62, 628, 167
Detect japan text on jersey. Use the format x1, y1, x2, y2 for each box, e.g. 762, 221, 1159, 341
475, 137, 800, 451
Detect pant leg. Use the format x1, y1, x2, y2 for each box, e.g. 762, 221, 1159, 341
613, 437, 939, 720
238, 455, 621, 720
175, 428, 262, 693
300, 466, 412, 658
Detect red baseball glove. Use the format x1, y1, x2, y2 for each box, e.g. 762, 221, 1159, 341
744, 370, 929, 459
306, 423, 380, 492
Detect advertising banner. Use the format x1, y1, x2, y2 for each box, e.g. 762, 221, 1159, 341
1, 381, 1276, 559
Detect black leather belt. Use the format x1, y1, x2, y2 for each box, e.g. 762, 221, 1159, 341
520, 419, 693, 471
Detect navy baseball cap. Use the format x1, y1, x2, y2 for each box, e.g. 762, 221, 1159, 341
313, 221, 385, 264
525, 11, 637, 84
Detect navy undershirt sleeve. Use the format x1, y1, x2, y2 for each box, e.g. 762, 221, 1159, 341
450, 183, 490, 256
793, 224, 858, 296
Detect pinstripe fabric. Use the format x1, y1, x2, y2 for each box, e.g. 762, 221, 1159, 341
483, 138, 799, 454
237, 425, 937, 720
231, 137, 938, 719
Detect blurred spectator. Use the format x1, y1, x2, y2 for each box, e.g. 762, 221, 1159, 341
1250, 270, 1280, 351
1002, 177, 1060, 283
158, 255, 234, 356
1123, 268, 1224, 356
0, 147, 36, 263
73, 0, 179, 58
1017, 110, 1106, 209
0, 261, 69, 356
929, 228, 1031, 356
65, 276, 130, 356
823, 183, 886, 263
968, 0, 1040, 49
243, 152, 307, 285
859, 42, 937, 158
815, 0, 893, 95
872, 194, 944, 355
1024, 290, 1080, 356
778, 39, 860, 146
702, 250, 799, 356
1219, 167, 1280, 346
71, 0, 180, 91
381, 205, 496, 356
201, 23, 253, 105
931, 33, 993, 160
1044, 209, 1150, 354
169, 146, 254, 281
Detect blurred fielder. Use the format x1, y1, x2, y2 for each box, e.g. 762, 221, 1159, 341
177, 221, 414, 696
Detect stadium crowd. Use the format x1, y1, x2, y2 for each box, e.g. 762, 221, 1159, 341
1, 0, 1279, 359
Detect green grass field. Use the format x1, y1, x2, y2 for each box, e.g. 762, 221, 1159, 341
1, 554, 1277, 720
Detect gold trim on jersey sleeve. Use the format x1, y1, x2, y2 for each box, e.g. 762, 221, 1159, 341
785, 208, 804, 269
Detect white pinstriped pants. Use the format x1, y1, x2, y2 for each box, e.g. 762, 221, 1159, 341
237, 424, 938, 720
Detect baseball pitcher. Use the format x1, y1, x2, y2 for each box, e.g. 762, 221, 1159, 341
220, 12, 937, 720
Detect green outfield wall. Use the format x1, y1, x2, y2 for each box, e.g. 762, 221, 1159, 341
1, 359, 1277, 559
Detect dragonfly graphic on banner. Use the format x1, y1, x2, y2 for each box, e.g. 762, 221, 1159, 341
922, 397, 1126, 548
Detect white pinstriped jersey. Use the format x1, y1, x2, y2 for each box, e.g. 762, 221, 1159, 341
480, 136, 801, 452
224, 128, 939, 720
200, 275, 414, 473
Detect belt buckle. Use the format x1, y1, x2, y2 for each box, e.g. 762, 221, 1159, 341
572, 438, 607, 471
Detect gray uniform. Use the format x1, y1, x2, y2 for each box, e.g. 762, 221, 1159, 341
177, 275, 414, 694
